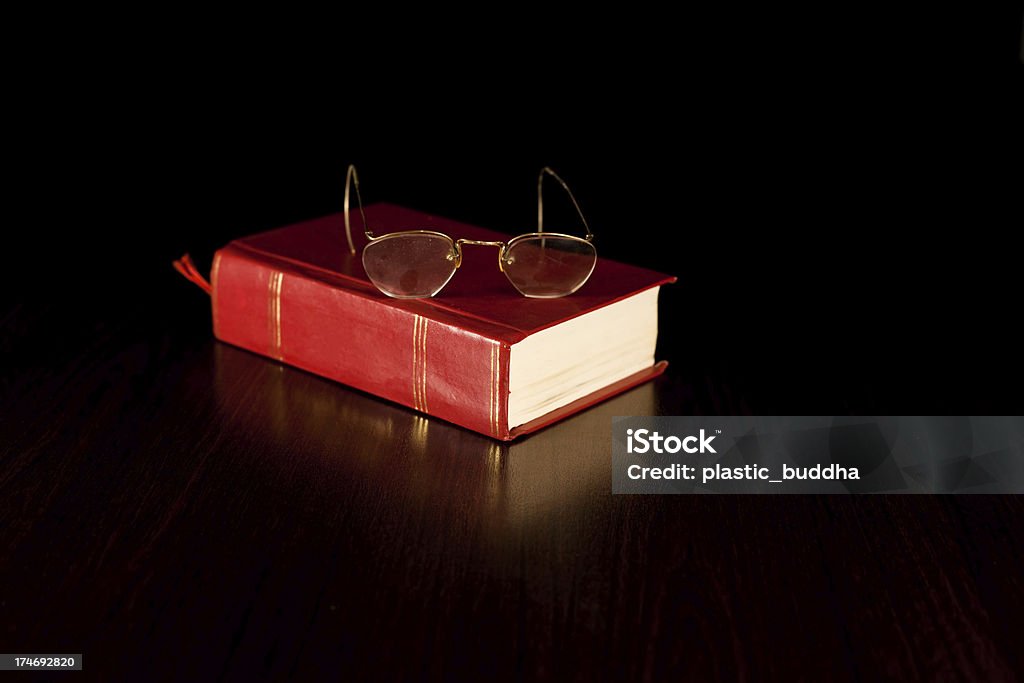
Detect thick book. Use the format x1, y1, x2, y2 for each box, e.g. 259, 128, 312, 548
188, 203, 675, 440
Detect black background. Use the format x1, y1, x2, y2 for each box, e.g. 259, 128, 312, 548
14, 4, 1023, 413
3, 7, 1024, 680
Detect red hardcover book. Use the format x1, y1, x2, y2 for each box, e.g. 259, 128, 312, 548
183, 203, 675, 440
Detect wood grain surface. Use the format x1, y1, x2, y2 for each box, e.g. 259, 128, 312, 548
1, 291, 1022, 682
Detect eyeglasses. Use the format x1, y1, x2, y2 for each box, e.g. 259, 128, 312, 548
343, 165, 596, 299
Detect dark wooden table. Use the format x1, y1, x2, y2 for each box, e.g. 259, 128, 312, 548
2, 283, 1022, 682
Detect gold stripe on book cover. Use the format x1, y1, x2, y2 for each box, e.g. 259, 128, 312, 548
267, 271, 284, 360
412, 315, 429, 413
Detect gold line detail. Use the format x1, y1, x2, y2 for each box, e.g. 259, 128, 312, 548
493, 344, 497, 436
275, 273, 283, 355
411, 315, 421, 411
494, 345, 498, 435
268, 271, 283, 359
495, 344, 500, 436
488, 344, 492, 434
420, 318, 428, 414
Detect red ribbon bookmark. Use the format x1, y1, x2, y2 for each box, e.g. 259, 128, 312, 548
172, 253, 212, 295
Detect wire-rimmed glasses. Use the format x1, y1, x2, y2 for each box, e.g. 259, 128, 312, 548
343, 165, 596, 299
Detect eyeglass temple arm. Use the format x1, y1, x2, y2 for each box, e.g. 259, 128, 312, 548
344, 164, 371, 254
537, 167, 593, 241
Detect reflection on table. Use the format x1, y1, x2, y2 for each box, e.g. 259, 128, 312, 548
213, 343, 657, 530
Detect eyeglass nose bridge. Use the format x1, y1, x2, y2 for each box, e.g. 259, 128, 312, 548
454, 238, 510, 271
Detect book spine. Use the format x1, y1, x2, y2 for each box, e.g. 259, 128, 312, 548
211, 244, 510, 439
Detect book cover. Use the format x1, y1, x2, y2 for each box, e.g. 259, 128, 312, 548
180, 203, 675, 439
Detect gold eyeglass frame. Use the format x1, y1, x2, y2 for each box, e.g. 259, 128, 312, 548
343, 164, 596, 298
